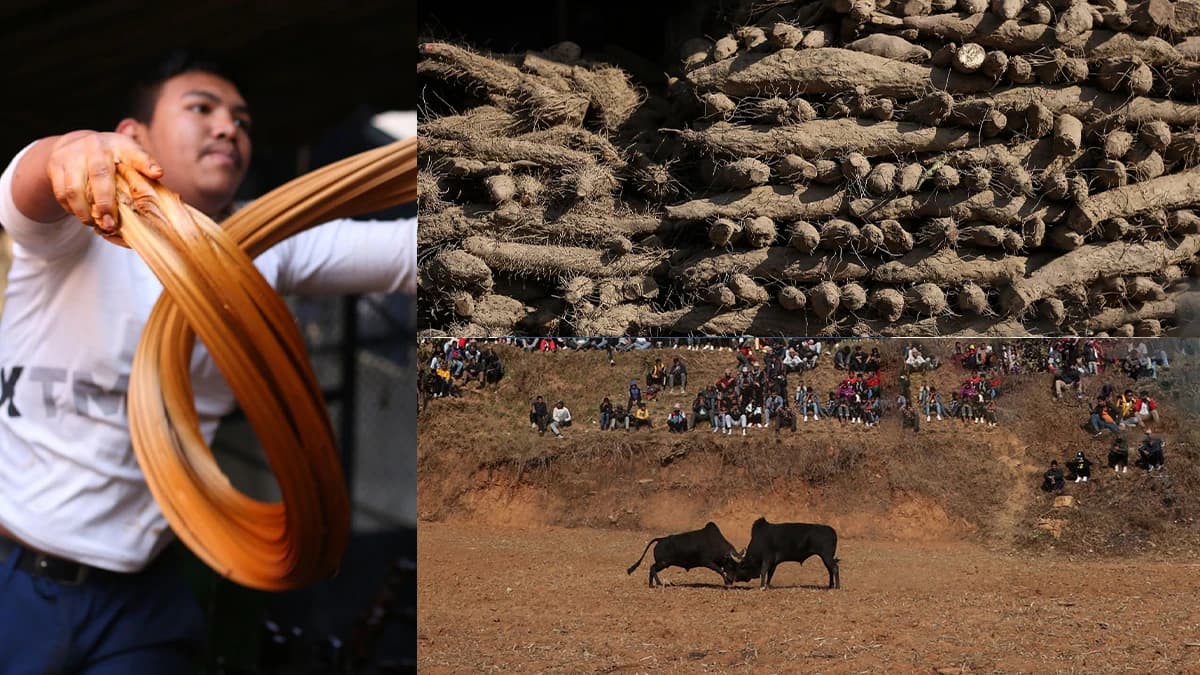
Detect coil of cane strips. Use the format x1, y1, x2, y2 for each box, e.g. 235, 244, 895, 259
116, 138, 416, 590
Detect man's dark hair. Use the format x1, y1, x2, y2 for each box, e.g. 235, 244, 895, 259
127, 49, 246, 124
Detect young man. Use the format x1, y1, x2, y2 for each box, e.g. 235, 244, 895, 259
549, 400, 573, 438
0, 52, 414, 672
530, 396, 550, 434
667, 404, 688, 433
1042, 461, 1066, 493
1109, 435, 1130, 474
1138, 430, 1166, 471
1067, 451, 1093, 483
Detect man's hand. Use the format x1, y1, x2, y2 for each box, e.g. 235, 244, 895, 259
45, 131, 163, 235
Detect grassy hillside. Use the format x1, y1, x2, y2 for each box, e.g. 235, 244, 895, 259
417, 339, 1200, 556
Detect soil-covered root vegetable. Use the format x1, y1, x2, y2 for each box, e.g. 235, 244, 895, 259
485, 174, 517, 204
932, 164, 961, 190
1104, 129, 1134, 159
1080, 299, 1180, 334
1096, 57, 1154, 96
904, 91, 955, 126
683, 47, 996, 99
1041, 171, 1071, 199
1048, 226, 1087, 250
1126, 145, 1165, 182
952, 42, 987, 73
769, 22, 805, 49
449, 291, 475, 318
841, 152, 872, 182
813, 159, 844, 184
906, 282, 949, 315
1052, 113, 1083, 155
788, 221, 822, 252
777, 155, 819, 181
754, 97, 793, 124
1007, 55, 1035, 83
675, 119, 980, 161
712, 35, 739, 61
462, 236, 669, 279
1036, 50, 1089, 85
870, 287, 906, 322
665, 184, 845, 222
706, 157, 773, 190
426, 249, 495, 294
809, 281, 843, 319
991, 0, 1025, 19
1169, 209, 1200, 234
1022, 216, 1046, 249
561, 276, 595, 305
1166, 132, 1200, 168
871, 248, 1026, 285
1000, 234, 1200, 315
701, 284, 738, 307
1068, 167, 1200, 232
790, 97, 819, 122
1139, 120, 1172, 151
980, 50, 1009, 80
419, 136, 594, 172
702, 92, 737, 118
851, 189, 1062, 227
865, 163, 899, 195
681, 37, 712, 69
841, 282, 869, 311
963, 224, 1010, 248
845, 33, 932, 61
708, 218, 743, 247
671, 247, 871, 289
1039, 297, 1067, 325
859, 223, 886, 252
956, 281, 992, 315
778, 285, 808, 310
961, 165, 992, 191
880, 219, 916, 252
896, 162, 926, 193
1101, 216, 1133, 240
736, 26, 767, 50
949, 102, 1007, 136
1021, 102, 1054, 138
820, 219, 862, 250
728, 273, 771, 305
1127, 276, 1167, 300
742, 216, 778, 248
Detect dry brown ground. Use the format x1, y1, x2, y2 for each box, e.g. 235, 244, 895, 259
419, 521, 1200, 674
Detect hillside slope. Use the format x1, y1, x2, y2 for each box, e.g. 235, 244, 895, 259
418, 339, 1200, 556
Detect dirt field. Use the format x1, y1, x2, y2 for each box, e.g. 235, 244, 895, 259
418, 521, 1200, 674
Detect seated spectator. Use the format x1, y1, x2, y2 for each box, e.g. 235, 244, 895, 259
648, 357, 668, 388
599, 397, 614, 431
715, 369, 736, 393
1137, 430, 1165, 471
612, 405, 630, 431
1108, 435, 1130, 473
865, 347, 882, 372
862, 398, 881, 427
1066, 451, 1093, 483
955, 394, 974, 424
669, 357, 688, 393
900, 400, 920, 432
774, 402, 797, 433
1053, 367, 1084, 400
764, 391, 785, 427
864, 370, 882, 400
1042, 461, 1066, 493
745, 401, 764, 429
801, 388, 821, 422
632, 401, 652, 430
984, 399, 998, 428
822, 391, 837, 419
530, 396, 550, 435
478, 347, 504, 387
549, 400, 572, 438
986, 372, 1002, 399
667, 404, 688, 433
1089, 396, 1121, 436
850, 345, 870, 373
782, 348, 805, 372
1137, 391, 1159, 425
1116, 389, 1140, 428
833, 344, 852, 370
691, 393, 711, 430
926, 387, 944, 422
905, 344, 933, 371
712, 400, 729, 434
835, 396, 852, 425
644, 382, 663, 401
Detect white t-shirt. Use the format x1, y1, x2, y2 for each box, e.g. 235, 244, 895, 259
0, 142, 416, 572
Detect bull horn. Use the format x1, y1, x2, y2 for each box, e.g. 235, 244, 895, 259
731, 548, 745, 562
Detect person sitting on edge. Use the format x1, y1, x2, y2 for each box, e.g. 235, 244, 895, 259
1109, 435, 1130, 474
631, 401, 652, 430
1042, 461, 1066, 493
667, 404, 688, 433
1066, 451, 1093, 483
611, 404, 630, 431
549, 400, 572, 438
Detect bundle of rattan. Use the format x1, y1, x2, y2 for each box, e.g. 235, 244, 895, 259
115, 137, 416, 590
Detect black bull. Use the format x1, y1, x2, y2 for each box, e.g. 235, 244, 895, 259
730, 518, 840, 590
626, 522, 741, 587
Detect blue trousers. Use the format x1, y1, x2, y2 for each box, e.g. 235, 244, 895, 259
0, 542, 206, 674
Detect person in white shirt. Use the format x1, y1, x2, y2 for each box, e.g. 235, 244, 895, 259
549, 400, 573, 438
0, 51, 414, 672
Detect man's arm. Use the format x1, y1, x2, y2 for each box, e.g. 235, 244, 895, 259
263, 217, 416, 296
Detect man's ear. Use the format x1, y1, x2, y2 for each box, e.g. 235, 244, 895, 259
115, 117, 144, 141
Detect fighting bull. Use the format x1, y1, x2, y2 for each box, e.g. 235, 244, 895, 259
626, 522, 742, 587
728, 517, 840, 590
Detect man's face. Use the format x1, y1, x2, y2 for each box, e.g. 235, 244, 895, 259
127, 70, 252, 217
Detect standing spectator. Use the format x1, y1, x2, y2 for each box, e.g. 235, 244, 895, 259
549, 400, 572, 438
599, 397, 614, 431
1042, 461, 1066, 493
1067, 451, 1093, 483
691, 393, 711, 430
669, 357, 688, 394
627, 380, 642, 411
530, 396, 550, 435
667, 404, 688, 433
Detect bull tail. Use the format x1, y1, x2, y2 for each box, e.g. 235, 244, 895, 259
626, 537, 662, 575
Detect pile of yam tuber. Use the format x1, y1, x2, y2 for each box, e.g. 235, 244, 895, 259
418, 0, 1200, 337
